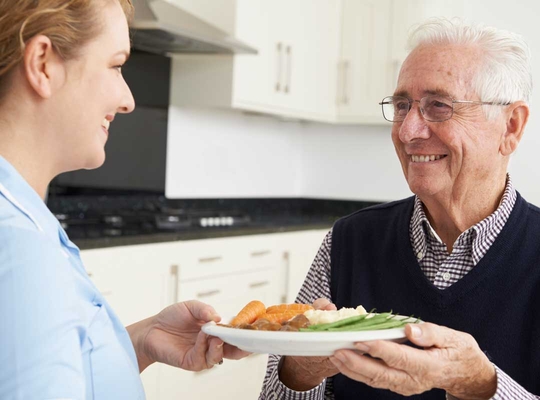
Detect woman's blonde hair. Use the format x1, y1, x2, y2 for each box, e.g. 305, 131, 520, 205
0, 0, 133, 96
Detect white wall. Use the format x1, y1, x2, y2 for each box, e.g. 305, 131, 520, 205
166, 0, 540, 204
166, 108, 304, 198
166, 107, 411, 201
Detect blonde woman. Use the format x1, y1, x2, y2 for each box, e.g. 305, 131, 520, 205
0, 1, 245, 398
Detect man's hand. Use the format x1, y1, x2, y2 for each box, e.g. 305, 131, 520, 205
329, 322, 497, 399
279, 298, 340, 391
128, 300, 249, 372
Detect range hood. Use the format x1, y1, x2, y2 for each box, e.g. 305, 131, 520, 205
131, 0, 257, 55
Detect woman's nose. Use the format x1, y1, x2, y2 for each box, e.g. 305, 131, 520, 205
118, 80, 135, 114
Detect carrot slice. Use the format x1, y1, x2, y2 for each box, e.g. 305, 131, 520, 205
255, 311, 300, 324
266, 303, 313, 314
229, 300, 266, 326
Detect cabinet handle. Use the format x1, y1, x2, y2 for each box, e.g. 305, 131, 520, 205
249, 280, 270, 289
198, 256, 222, 263
275, 42, 282, 92
284, 45, 292, 93
197, 289, 221, 298
250, 250, 271, 257
170, 264, 179, 304
392, 59, 401, 90
342, 60, 349, 105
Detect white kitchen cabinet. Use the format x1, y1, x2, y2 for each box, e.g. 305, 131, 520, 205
80, 229, 331, 400
233, 0, 390, 124
156, 234, 287, 400
233, 0, 464, 124
81, 242, 178, 400
279, 229, 330, 302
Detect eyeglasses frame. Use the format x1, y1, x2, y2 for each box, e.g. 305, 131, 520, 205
379, 95, 511, 122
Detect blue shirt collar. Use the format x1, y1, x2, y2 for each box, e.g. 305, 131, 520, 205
0, 155, 64, 245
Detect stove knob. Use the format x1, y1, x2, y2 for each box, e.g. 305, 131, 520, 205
227, 217, 234, 226
213, 217, 221, 227
200, 218, 208, 227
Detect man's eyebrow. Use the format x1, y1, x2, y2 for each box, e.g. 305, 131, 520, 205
393, 88, 455, 98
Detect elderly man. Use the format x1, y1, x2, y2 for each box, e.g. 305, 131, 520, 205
259, 18, 539, 399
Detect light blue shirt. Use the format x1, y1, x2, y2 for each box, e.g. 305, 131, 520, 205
0, 156, 145, 400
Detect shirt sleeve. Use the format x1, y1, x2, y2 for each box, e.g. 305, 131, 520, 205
0, 226, 86, 399
259, 229, 335, 400
445, 364, 539, 400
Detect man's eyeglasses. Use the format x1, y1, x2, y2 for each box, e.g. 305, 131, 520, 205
379, 95, 511, 122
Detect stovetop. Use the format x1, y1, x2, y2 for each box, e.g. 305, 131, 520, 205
47, 195, 252, 240
46, 193, 379, 242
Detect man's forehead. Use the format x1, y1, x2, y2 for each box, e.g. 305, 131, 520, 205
395, 45, 480, 99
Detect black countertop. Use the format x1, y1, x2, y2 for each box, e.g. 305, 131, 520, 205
46, 192, 380, 250
73, 220, 335, 250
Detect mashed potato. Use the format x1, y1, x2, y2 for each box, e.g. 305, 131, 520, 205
304, 305, 367, 325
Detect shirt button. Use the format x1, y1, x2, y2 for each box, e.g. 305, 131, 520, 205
442, 272, 451, 281
416, 251, 424, 260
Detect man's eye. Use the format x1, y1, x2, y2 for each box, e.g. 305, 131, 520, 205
395, 102, 409, 111
432, 101, 450, 108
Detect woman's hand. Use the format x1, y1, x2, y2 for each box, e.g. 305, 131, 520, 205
329, 322, 497, 399
128, 300, 249, 372
279, 298, 340, 391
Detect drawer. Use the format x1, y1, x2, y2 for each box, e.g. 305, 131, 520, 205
177, 268, 284, 319
175, 237, 283, 281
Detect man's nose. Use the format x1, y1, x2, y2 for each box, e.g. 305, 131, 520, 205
397, 103, 431, 143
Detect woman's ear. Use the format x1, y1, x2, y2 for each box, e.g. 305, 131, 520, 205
500, 101, 529, 156
23, 35, 63, 99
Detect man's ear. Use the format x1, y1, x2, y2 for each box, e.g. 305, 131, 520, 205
500, 101, 529, 156
23, 35, 63, 99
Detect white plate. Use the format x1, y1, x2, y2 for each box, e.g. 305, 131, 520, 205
202, 315, 418, 356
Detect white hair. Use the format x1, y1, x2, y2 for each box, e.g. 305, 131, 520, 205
407, 18, 532, 119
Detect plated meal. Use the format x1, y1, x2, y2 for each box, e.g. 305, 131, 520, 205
201, 300, 422, 356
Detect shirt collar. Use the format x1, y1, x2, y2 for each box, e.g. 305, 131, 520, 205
0, 155, 63, 244
410, 174, 516, 263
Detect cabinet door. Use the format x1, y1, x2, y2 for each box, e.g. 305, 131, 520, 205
233, 0, 341, 121
82, 243, 177, 400
158, 271, 282, 400
283, 230, 330, 302
267, 0, 341, 118
233, 0, 274, 108
337, 0, 392, 123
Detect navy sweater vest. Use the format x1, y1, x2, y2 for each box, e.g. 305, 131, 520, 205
330, 193, 540, 399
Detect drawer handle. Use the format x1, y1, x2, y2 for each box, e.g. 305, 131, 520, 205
170, 264, 179, 304
197, 289, 221, 298
198, 256, 222, 263
249, 281, 270, 289
250, 250, 270, 257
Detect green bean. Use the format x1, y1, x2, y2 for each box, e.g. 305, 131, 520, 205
300, 311, 422, 332
329, 317, 408, 331
306, 313, 370, 331
326, 313, 395, 331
